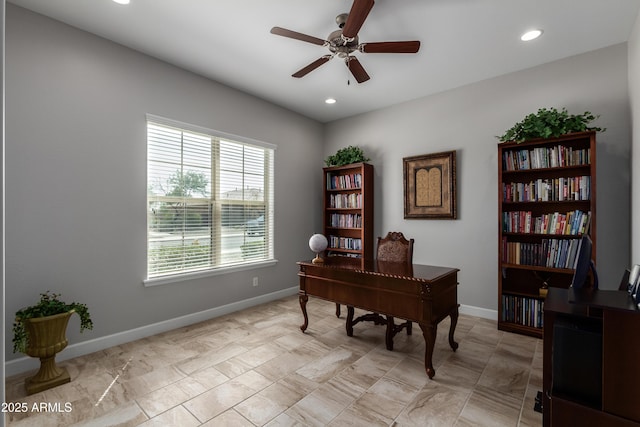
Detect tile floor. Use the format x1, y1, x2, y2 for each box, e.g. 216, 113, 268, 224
4, 296, 543, 426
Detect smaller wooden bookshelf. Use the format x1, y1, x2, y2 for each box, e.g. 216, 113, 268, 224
323, 163, 373, 260
498, 131, 597, 338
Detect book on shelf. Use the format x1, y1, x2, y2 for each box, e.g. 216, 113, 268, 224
328, 235, 362, 251
328, 252, 360, 258
502, 237, 586, 269
502, 210, 591, 235
502, 176, 591, 202
502, 145, 590, 171
329, 213, 362, 228
327, 173, 363, 190
329, 193, 362, 209
501, 294, 544, 328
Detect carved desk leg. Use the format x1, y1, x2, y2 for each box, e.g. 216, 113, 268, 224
448, 306, 459, 351
385, 316, 395, 351
346, 306, 355, 336
419, 322, 437, 379
299, 293, 309, 332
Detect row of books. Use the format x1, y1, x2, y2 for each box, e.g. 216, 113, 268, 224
329, 213, 362, 229
502, 210, 591, 235
328, 252, 360, 258
327, 173, 363, 190
329, 193, 362, 209
502, 294, 544, 329
503, 145, 591, 171
328, 235, 362, 251
502, 237, 585, 269
503, 176, 591, 202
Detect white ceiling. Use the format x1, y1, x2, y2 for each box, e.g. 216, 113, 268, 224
8, 0, 640, 123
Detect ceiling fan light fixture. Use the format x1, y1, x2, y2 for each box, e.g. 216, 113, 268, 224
112, 0, 130, 4
521, 29, 543, 42
325, 98, 337, 104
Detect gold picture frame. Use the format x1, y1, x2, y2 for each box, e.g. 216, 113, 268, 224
403, 150, 457, 219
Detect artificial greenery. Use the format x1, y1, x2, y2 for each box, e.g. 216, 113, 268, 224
13, 291, 93, 353
498, 107, 604, 143
324, 145, 370, 167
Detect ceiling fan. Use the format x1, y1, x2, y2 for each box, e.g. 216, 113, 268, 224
270, 0, 420, 83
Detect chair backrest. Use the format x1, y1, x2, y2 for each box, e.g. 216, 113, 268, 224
571, 234, 598, 289
376, 232, 414, 263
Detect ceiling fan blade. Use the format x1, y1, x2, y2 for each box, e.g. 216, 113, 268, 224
342, 0, 375, 39
360, 41, 421, 54
270, 27, 326, 46
345, 57, 370, 83
292, 56, 332, 78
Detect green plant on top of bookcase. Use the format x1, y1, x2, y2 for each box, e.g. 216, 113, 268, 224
324, 145, 370, 167
498, 107, 604, 143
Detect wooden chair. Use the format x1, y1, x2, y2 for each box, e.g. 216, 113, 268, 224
376, 231, 414, 263
346, 231, 414, 350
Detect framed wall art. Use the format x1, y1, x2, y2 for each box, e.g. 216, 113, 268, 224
403, 150, 457, 219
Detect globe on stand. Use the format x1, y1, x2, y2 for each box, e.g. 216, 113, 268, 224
308, 234, 328, 264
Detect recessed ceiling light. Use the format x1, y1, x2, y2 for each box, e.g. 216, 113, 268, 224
112, 0, 130, 4
521, 29, 543, 42
325, 98, 337, 104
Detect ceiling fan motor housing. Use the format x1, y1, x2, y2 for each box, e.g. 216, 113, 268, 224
328, 29, 358, 57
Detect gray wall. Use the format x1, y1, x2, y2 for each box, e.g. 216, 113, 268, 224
4, 3, 637, 370
325, 44, 631, 312
630, 12, 640, 262
4, 5, 323, 363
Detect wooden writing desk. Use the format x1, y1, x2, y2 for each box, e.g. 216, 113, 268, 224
297, 257, 460, 378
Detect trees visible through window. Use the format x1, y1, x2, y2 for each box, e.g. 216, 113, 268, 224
146, 117, 275, 280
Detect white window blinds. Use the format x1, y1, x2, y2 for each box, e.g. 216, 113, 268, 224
146, 117, 275, 280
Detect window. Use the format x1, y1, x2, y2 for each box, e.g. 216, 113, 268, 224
146, 116, 275, 282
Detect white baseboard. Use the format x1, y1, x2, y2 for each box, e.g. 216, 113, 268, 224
5, 287, 299, 377
6, 291, 498, 377
459, 304, 498, 321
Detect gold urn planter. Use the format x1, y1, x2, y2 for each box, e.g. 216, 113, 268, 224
13, 292, 93, 395
21, 310, 74, 395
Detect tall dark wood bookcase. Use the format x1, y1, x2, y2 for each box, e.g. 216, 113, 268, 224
498, 131, 597, 338
323, 162, 374, 260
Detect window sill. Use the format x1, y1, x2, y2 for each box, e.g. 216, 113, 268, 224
143, 259, 279, 287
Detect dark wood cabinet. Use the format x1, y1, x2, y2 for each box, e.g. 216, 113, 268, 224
543, 287, 640, 427
322, 162, 373, 260
497, 131, 597, 338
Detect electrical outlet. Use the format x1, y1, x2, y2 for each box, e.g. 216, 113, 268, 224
252, 277, 259, 287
